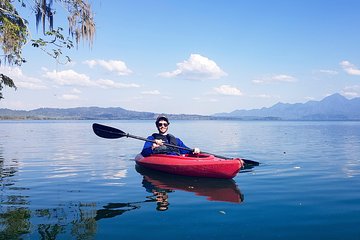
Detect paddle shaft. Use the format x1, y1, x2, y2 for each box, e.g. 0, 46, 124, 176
93, 123, 259, 165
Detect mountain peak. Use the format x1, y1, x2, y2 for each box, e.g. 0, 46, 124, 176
321, 93, 348, 102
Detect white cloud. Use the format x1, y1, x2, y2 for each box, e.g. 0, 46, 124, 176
96, 79, 140, 89
318, 69, 338, 75
44, 69, 94, 86
83, 59, 132, 76
340, 61, 360, 75
158, 54, 227, 80
0, 66, 47, 90
1, 66, 22, 78
272, 74, 296, 82
193, 97, 219, 102
16, 81, 47, 90
43, 69, 139, 89
254, 94, 273, 98
83, 60, 97, 68
141, 90, 161, 95
59, 94, 81, 100
341, 85, 360, 97
252, 74, 296, 84
162, 96, 172, 100
214, 85, 242, 96
304, 96, 316, 101
70, 88, 82, 94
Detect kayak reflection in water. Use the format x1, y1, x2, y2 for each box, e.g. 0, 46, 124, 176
141, 114, 200, 156
137, 165, 244, 211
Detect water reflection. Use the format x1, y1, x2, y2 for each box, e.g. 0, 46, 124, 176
31, 203, 98, 239
94, 166, 244, 221
0, 147, 31, 238
1, 201, 99, 239
95, 199, 154, 221
136, 165, 244, 207
1, 148, 98, 239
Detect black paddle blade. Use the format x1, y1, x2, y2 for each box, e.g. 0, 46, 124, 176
92, 123, 127, 139
242, 158, 260, 166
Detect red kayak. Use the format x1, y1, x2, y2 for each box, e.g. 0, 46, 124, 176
135, 153, 244, 179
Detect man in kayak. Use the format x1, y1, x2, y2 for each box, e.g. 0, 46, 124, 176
141, 114, 201, 157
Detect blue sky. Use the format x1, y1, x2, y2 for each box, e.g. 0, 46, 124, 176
1, 0, 360, 115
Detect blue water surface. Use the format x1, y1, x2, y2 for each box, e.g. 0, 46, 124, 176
0, 120, 359, 239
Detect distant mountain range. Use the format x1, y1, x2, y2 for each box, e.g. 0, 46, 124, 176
0, 106, 211, 120
1, 93, 359, 120
213, 93, 360, 120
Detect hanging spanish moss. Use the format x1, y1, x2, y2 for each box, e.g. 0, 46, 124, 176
35, 0, 95, 47
35, 0, 54, 34
66, 0, 96, 47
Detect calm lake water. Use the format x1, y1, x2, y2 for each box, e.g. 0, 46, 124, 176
1, 120, 360, 239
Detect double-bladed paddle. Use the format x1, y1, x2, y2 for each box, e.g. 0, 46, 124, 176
92, 123, 259, 166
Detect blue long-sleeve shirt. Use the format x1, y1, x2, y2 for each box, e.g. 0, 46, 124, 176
141, 135, 192, 157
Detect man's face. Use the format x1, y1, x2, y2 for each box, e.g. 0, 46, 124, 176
157, 120, 169, 134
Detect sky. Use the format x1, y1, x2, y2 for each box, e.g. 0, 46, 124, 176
1, 0, 360, 115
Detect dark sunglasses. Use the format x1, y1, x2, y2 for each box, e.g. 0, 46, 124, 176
157, 123, 168, 127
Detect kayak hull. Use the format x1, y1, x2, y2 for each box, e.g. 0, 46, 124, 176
135, 153, 243, 179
